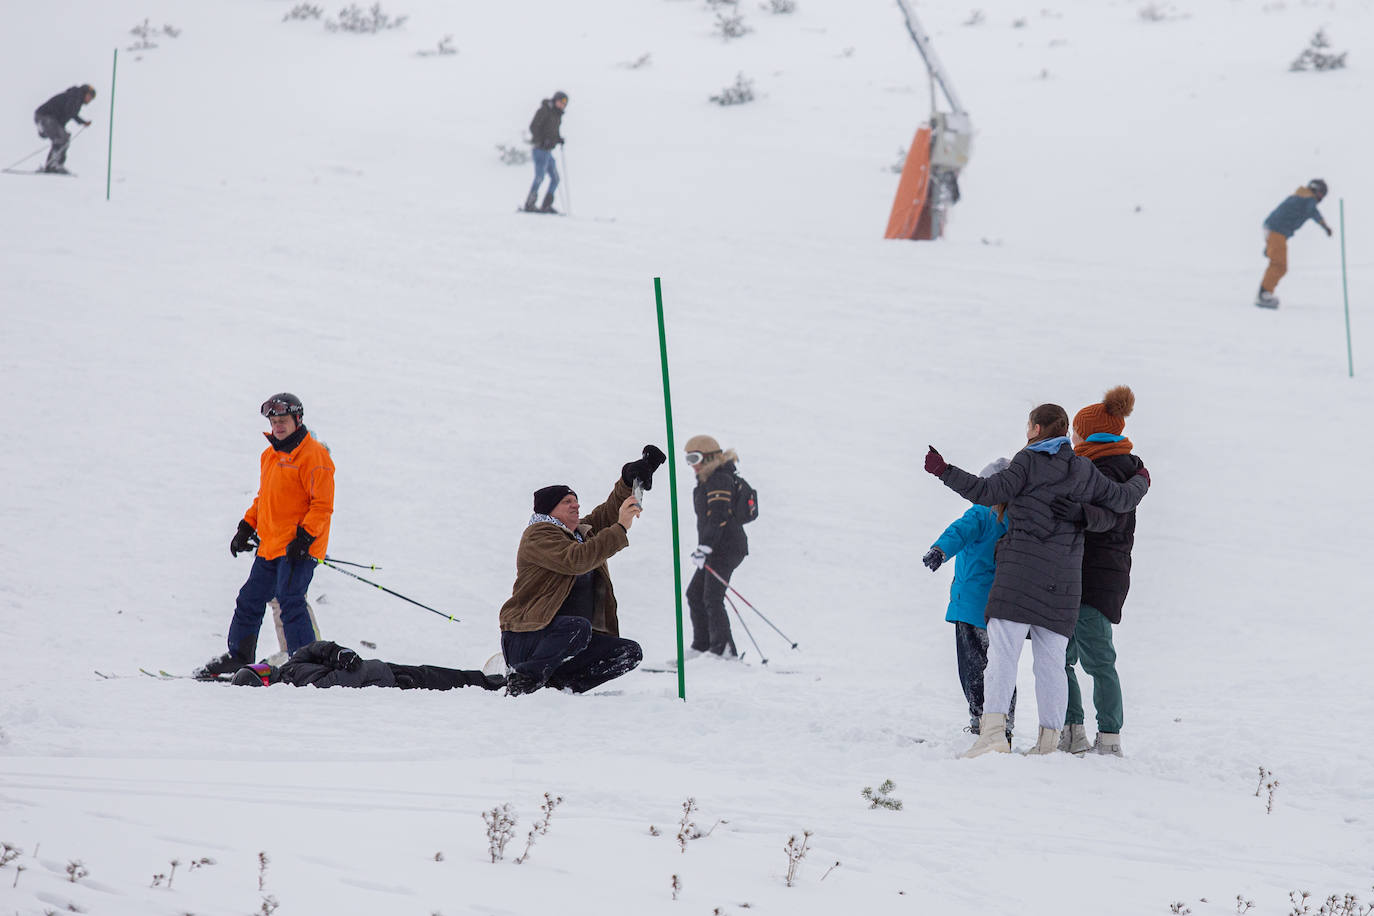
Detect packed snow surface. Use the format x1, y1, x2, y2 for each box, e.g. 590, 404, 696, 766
2, 0, 1372, 913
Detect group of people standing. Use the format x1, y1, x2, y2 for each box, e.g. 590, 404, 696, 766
923, 387, 1148, 758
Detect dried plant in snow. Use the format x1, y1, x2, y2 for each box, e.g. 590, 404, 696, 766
514, 793, 563, 865
260, 895, 279, 915
821, 860, 841, 880
671, 874, 681, 900
0, 843, 20, 868
66, 859, 89, 883
483, 804, 517, 862
1255, 766, 1280, 813
326, 3, 409, 33
416, 35, 456, 56
677, 798, 698, 853
257, 851, 270, 890
762, 0, 796, 12
1237, 895, 1256, 914
783, 830, 811, 887
283, 3, 324, 20
714, 11, 751, 40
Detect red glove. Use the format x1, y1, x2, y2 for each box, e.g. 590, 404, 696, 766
924, 446, 948, 477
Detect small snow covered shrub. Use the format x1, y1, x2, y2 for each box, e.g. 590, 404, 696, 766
496, 144, 530, 165
714, 11, 751, 40
415, 35, 456, 56
128, 18, 179, 51
66, 859, 88, 883
963, 9, 985, 26
326, 3, 409, 33
0, 843, 20, 868
1290, 30, 1347, 71
762, 0, 797, 13
710, 73, 755, 106
619, 52, 652, 69
282, 3, 324, 20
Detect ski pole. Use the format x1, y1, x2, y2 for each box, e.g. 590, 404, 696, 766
3, 144, 50, 172
322, 555, 382, 571
559, 144, 571, 216
724, 592, 767, 664
317, 558, 460, 622
704, 564, 798, 649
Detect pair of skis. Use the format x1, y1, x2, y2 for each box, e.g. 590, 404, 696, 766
94, 669, 230, 682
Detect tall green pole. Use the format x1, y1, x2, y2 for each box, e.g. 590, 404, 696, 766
1341, 199, 1353, 377
653, 277, 686, 701
106, 48, 117, 201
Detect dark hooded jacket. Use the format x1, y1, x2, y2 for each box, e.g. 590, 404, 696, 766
35, 86, 89, 124
529, 99, 564, 150
279, 640, 397, 687
1077, 452, 1144, 625
938, 439, 1148, 637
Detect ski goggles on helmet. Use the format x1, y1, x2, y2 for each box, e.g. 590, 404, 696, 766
260, 397, 300, 418
684, 451, 705, 466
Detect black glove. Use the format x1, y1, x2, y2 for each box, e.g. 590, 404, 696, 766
924, 446, 948, 477
922, 547, 945, 572
557, 138, 565, 146
230, 519, 258, 557
1050, 497, 1086, 524
285, 525, 316, 561
329, 645, 362, 672
621, 444, 668, 490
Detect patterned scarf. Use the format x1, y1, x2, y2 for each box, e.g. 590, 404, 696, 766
1074, 432, 1134, 461
528, 513, 584, 542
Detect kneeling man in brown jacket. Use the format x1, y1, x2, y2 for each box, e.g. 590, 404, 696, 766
498, 445, 665, 695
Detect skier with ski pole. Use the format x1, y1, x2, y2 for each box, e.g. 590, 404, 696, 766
31, 84, 96, 175
194, 393, 335, 679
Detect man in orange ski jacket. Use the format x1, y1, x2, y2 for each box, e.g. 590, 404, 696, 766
195, 393, 335, 678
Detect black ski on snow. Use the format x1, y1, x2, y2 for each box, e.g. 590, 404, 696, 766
3, 168, 77, 178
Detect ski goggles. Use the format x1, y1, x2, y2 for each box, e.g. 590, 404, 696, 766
260, 398, 299, 418
684, 451, 706, 466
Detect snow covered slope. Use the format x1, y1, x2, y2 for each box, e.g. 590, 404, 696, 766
2, 1, 1372, 914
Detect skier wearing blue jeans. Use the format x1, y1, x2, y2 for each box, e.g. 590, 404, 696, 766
524, 91, 568, 213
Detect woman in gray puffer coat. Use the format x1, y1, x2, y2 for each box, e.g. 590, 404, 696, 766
924, 403, 1150, 758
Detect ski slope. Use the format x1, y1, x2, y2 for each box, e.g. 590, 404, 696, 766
2, 0, 1372, 913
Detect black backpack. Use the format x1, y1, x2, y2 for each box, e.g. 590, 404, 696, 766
732, 472, 758, 524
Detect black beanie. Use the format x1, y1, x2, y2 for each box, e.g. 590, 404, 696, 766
533, 485, 575, 516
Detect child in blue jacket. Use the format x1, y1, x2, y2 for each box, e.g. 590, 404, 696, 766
923, 458, 1016, 737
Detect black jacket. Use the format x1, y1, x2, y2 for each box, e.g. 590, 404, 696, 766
940, 441, 1147, 637
693, 461, 748, 560
529, 100, 564, 150
279, 640, 396, 687
36, 86, 89, 124
1077, 452, 1143, 625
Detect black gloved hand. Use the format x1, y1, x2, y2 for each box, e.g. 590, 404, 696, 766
924, 446, 948, 477
230, 519, 258, 557
286, 525, 316, 561
922, 547, 945, 572
1050, 496, 1086, 524
330, 646, 362, 672
621, 444, 668, 490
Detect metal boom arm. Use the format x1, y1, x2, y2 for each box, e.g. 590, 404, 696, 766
894, 0, 965, 115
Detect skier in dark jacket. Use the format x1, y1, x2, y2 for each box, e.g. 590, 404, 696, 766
33, 84, 95, 174
523, 91, 568, 213
1050, 385, 1144, 758
231, 640, 505, 690
1257, 179, 1331, 309
925, 403, 1150, 757
679, 435, 750, 662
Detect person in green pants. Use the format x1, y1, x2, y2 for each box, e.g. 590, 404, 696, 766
1050, 385, 1146, 757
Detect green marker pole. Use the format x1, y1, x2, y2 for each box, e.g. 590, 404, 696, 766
653, 277, 686, 701
1341, 199, 1353, 377
106, 48, 117, 201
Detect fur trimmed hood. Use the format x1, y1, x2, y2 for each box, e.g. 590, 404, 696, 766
693, 448, 739, 481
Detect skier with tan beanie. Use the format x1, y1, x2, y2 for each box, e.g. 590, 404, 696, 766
680, 434, 751, 662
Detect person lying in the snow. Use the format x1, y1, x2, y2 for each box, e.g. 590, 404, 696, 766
231, 640, 505, 691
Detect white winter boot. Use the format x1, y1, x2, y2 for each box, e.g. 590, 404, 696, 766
1093, 732, 1124, 757
1057, 723, 1091, 755
961, 713, 1011, 758
1024, 726, 1061, 756
1254, 290, 1280, 309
